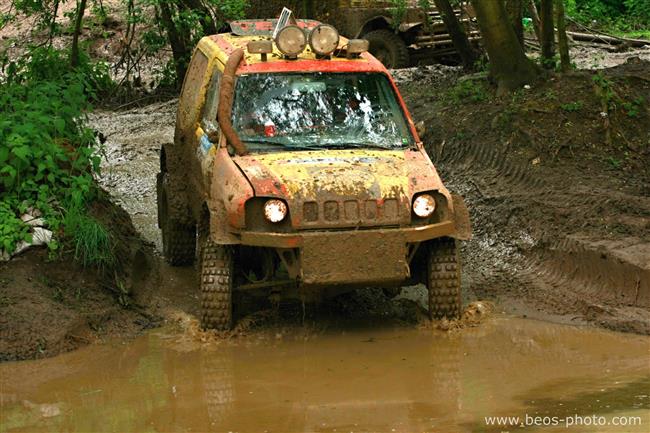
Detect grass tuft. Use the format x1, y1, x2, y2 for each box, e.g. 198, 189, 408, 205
63, 207, 115, 272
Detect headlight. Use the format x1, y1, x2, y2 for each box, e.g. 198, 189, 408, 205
263, 199, 288, 223
309, 24, 339, 56
413, 194, 435, 218
275, 25, 306, 58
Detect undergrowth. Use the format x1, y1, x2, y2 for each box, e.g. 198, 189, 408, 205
0, 46, 115, 268
567, 0, 650, 39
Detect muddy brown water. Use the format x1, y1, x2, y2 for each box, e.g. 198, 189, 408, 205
1, 317, 648, 433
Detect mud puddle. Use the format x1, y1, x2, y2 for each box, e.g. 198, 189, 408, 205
1, 317, 648, 433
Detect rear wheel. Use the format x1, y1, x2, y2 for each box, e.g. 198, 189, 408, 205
200, 235, 233, 330
426, 237, 462, 320
364, 29, 409, 69
158, 172, 196, 266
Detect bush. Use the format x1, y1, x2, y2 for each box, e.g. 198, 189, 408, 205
625, 0, 650, 23
568, 0, 650, 34
0, 46, 108, 256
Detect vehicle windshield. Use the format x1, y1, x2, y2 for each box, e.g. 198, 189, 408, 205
231, 72, 414, 151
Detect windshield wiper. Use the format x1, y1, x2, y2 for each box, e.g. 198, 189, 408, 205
241, 138, 317, 150
242, 137, 405, 151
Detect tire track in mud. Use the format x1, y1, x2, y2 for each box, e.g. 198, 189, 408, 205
428, 133, 650, 334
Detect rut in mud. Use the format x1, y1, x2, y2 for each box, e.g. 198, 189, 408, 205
398, 57, 650, 334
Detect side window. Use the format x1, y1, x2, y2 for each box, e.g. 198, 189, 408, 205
179, 49, 209, 126
201, 70, 222, 134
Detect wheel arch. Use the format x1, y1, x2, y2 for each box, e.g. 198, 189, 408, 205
357, 16, 393, 38
160, 145, 167, 173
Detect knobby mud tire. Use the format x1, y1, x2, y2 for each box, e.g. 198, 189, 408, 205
158, 173, 196, 266
364, 29, 410, 69
427, 237, 462, 320
200, 238, 233, 330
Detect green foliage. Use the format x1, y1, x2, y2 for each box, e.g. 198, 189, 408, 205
622, 96, 644, 117
2, 45, 113, 100
0, 46, 106, 256
0, 201, 31, 254
592, 71, 616, 110
63, 206, 115, 271
568, 0, 650, 36
624, 0, 650, 26
561, 101, 584, 111
607, 155, 622, 168
447, 79, 490, 104
389, 0, 408, 30
138, 0, 248, 85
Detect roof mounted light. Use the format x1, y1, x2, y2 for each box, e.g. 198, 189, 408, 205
247, 40, 273, 61
309, 24, 339, 57
275, 25, 306, 59
346, 39, 369, 58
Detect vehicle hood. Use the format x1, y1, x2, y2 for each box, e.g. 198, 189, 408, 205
233, 149, 445, 228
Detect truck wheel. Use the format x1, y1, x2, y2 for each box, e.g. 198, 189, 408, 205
426, 237, 462, 320
364, 29, 409, 68
200, 236, 233, 330
158, 172, 196, 266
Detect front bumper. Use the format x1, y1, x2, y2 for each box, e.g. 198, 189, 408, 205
236, 220, 456, 286
238, 220, 455, 248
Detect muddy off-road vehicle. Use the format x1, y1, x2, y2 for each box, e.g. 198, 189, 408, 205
327, 0, 480, 68
157, 16, 471, 330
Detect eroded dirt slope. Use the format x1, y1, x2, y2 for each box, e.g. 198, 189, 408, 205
399, 57, 650, 333
0, 199, 160, 361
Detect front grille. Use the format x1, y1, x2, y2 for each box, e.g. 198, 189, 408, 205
302, 198, 401, 226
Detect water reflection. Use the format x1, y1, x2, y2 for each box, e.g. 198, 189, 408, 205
1, 317, 648, 432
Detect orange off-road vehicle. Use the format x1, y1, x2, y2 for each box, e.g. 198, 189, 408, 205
157, 16, 471, 330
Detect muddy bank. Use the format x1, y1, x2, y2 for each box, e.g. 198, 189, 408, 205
0, 198, 160, 362
1, 316, 648, 432
400, 56, 650, 334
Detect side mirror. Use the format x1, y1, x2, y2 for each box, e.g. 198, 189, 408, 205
415, 121, 426, 138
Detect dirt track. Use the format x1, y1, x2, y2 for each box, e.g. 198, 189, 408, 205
88, 49, 650, 336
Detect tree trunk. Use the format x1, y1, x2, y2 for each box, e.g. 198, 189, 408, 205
527, 0, 541, 43
555, 0, 570, 72
48, 0, 59, 45
470, 0, 540, 93
159, 1, 189, 82
433, 0, 479, 70
505, 0, 524, 47
70, 0, 87, 68
539, 0, 555, 68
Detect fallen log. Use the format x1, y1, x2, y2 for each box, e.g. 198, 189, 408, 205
566, 30, 650, 47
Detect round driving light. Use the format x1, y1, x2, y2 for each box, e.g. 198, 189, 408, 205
413, 194, 436, 218
309, 24, 340, 56
275, 25, 306, 58
264, 199, 288, 223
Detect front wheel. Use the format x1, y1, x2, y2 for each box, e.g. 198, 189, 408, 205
200, 236, 233, 330
426, 237, 462, 320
